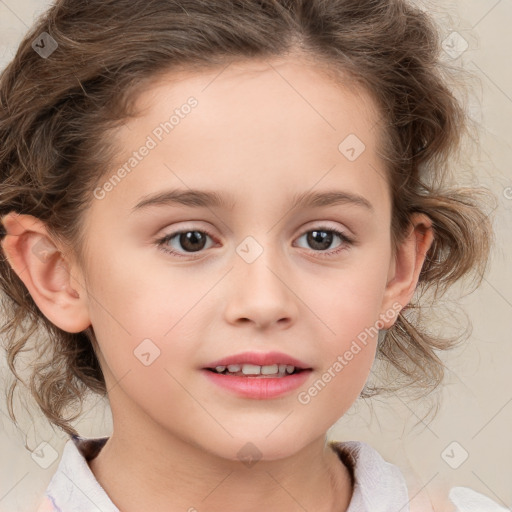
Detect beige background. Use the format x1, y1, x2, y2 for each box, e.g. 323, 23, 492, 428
0, 0, 511, 511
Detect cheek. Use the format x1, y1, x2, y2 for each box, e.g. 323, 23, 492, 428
84, 245, 184, 337
300, 252, 389, 395
312, 261, 390, 343
83, 249, 205, 382
299, 299, 379, 422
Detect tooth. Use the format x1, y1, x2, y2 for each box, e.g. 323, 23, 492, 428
261, 364, 279, 375
278, 364, 287, 374
286, 365, 295, 374
215, 366, 226, 373
241, 364, 261, 375
227, 364, 241, 372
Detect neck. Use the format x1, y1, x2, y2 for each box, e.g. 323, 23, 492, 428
88, 425, 353, 512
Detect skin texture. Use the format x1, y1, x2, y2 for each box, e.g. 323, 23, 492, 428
1, 55, 434, 512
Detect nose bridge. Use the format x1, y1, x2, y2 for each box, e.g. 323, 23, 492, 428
224, 233, 297, 327
236, 233, 287, 296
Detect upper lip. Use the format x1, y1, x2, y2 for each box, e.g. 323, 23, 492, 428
204, 351, 311, 370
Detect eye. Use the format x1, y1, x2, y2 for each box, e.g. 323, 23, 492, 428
156, 228, 216, 258
294, 227, 354, 258
155, 225, 354, 259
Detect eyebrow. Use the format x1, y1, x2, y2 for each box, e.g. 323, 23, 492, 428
131, 188, 374, 214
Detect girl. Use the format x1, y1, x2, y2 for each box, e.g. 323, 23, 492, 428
0, 0, 497, 510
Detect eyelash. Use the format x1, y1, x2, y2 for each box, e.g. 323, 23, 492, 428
155, 226, 354, 259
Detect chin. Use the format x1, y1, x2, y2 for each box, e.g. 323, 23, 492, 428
198, 431, 314, 465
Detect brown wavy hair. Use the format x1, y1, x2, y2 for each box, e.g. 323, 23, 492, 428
0, 0, 495, 438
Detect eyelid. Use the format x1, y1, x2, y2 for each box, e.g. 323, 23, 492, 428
299, 219, 353, 236
155, 220, 350, 242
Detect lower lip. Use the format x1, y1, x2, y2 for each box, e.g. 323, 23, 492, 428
202, 369, 312, 399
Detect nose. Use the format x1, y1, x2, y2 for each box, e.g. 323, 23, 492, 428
223, 241, 298, 330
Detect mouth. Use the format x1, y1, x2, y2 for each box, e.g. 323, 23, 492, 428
203, 351, 313, 379
202, 355, 313, 399
205, 363, 308, 378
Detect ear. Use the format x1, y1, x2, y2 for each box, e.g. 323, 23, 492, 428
379, 213, 434, 329
0, 211, 91, 333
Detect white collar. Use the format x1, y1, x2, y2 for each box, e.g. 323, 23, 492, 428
329, 440, 410, 512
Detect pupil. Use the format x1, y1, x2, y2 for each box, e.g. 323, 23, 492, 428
181, 231, 206, 252
308, 230, 332, 250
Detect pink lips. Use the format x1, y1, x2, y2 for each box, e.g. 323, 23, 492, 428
204, 351, 311, 370
202, 351, 313, 400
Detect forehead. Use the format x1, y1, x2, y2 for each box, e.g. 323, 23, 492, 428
96, 56, 389, 218
130, 56, 381, 143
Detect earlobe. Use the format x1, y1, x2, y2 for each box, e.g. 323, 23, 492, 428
379, 213, 434, 330
0, 211, 91, 333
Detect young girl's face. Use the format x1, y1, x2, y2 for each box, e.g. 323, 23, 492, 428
66, 56, 419, 460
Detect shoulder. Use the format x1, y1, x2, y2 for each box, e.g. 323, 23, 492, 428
35, 495, 56, 512
329, 441, 508, 512
34, 435, 119, 512
448, 486, 509, 512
